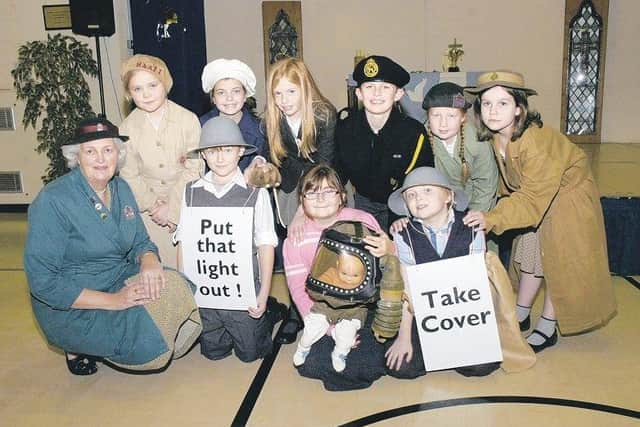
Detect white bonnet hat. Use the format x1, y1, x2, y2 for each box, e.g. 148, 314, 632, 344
201, 58, 256, 97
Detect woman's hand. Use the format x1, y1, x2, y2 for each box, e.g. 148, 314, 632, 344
248, 293, 268, 319
112, 283, 151, 309
463, 210, 487, 230
136, 252, 166, 300
149, 200, 169, 226
389, 217, 410, 234
363, 232, 395, 258
385, 335, 413, 371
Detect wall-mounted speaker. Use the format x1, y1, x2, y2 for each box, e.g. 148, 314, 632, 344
69, 0, 115, 37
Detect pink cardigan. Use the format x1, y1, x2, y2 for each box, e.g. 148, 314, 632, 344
283, 208, 381, 317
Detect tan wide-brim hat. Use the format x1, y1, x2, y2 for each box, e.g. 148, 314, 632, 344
465, 70, 537, 96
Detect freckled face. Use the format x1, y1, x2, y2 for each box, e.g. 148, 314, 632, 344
127, 70, 167, 114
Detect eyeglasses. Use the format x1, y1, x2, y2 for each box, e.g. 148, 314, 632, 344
303, 189, 340, 200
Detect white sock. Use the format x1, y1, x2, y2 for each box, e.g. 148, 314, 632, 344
516, 304, 531, 323
527, 316, 557, 346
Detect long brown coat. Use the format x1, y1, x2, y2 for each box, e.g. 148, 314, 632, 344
485, 126, 616, 334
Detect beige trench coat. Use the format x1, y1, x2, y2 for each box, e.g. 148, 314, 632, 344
120, 100, 203, 268
485, 126, 616, 334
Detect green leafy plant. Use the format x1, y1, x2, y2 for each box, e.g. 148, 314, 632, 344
12, 34, 97, 183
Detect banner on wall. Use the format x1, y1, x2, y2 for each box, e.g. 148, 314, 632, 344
404, 253, 502, 371
180, 207, 256, 310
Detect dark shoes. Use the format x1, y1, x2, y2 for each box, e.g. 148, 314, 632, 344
528, 328, 558, 353
266, 297, 288, 325
455, 361, 501, 377
519, 315, 531, 331
275, 317, 302, 344
65, 352, 99, 376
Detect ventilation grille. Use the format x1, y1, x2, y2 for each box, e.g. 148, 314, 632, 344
0, 107, 15, 130
0, 172, 22, 193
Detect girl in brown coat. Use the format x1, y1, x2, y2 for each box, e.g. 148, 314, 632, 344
463, 71, 616, 353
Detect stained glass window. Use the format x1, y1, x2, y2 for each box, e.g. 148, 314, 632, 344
268, 9, 298, 64
565, 0, 603, 135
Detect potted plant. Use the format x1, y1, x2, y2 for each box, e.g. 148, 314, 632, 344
12, 33, 97, 183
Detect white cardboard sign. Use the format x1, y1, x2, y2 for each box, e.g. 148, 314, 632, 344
180, 206, 257, 310
404, 253, 503, 371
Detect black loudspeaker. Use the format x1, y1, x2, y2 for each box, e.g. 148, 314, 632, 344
69, 0, 115, 37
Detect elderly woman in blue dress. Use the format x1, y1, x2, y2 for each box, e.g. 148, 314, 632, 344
24, 117, 202, 375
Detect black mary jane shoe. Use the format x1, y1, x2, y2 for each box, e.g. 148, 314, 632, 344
65, 352, 99, 376
519, 315, 531, 332
528, 329, 558, 353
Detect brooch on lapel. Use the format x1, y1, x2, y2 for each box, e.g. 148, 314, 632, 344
123, 205, 136, 220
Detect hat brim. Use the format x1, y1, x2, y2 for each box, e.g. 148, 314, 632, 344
65, 132, 129, 146
465, 81, 537, 96
387, 184, 470, 217
187, 143, 257, 159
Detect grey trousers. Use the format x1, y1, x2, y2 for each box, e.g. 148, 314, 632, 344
199, 308, 273, 363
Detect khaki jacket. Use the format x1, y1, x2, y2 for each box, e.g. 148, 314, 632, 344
485, 126, 616, 334
120, 100, 203, 225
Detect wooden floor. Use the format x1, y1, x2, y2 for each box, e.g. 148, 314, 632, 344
1, 144, 639, 426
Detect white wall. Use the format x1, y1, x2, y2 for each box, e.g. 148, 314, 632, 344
2, 0, 639, 204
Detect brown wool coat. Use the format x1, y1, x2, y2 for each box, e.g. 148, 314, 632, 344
485, 126, 616, 334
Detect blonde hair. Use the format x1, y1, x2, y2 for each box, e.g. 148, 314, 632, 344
265, 58, 333, 167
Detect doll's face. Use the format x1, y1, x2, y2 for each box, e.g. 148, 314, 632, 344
212, 78, 246, 119
127, 70, 167, 114
336, 254, 365, 288
427, 107, 465, 144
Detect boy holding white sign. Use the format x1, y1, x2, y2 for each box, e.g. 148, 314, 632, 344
175, 117, 278, 362
370, 167, 535, 378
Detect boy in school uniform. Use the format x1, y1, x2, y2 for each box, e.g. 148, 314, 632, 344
335, 55, 435, 230
175, 116, 279, 362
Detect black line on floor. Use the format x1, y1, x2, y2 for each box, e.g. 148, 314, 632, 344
623, 276, 640, 290
230, 322, 286, 427
339, 396, 640, 426
0, 268, 24, 272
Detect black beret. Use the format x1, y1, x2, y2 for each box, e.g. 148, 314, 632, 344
353, 55, 410, 88
422, 82, 471, 111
